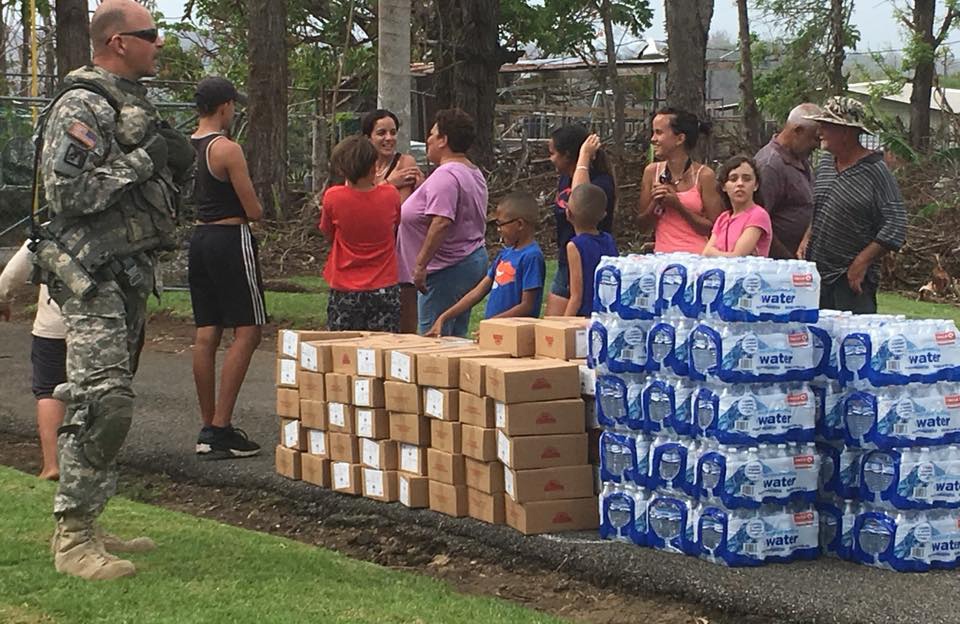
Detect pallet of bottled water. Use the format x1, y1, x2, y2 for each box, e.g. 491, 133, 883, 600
589, 252, 960, 571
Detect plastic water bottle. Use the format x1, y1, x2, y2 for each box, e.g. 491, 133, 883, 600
647, 493, 698, 555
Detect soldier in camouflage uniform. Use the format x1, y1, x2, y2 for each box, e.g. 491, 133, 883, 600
36, 0, 195, 580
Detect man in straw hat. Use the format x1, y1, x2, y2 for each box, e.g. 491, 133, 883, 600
798, 96, 907, 313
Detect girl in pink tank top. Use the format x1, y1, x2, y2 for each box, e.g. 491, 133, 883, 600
638, 109, 724, 253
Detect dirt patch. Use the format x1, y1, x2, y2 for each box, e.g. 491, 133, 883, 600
0, 432, 766, 624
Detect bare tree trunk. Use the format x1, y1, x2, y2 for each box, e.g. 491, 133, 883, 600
247, 0, 288, 215
737, 0, 762, 151
664, 0, 714, 118
378, 0, 411, 152
54, 0, 90, 80
0, 1, 8, 96
20, 2, 31, 95
908, 0, 936, 150
41, 13, 55, 95
827, 0, 847, 95
433, 0, 514, 169
600, 0, 625, 152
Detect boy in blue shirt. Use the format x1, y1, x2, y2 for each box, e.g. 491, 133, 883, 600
564, 183, 618, 317
426, 191, 545, 336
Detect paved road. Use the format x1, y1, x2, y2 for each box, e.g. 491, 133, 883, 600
0, 321, 951, 624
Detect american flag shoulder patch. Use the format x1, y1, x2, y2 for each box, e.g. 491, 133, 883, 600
67, 121, 97, 150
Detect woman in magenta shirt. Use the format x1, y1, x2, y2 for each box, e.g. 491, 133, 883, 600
703, 155, 772, 257
637, 108, 725, 253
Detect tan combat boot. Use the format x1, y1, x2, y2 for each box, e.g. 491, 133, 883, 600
95, 524, 157, 554
53, 516, 136, 580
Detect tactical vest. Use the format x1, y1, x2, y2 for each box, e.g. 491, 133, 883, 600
34, 66, 180, 293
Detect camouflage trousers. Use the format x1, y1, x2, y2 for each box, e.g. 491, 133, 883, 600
326, 286, 401, 333
53, 266, 153, 520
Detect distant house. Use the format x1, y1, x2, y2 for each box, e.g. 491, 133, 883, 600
846, 80, 960, 139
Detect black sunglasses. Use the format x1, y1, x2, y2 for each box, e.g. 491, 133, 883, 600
108, 28, 159, 44
494, 218, 520, 227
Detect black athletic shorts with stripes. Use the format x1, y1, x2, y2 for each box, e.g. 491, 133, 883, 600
188, 224, 268, 327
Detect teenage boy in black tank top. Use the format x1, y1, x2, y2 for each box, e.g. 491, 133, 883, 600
189, 76, 265, 460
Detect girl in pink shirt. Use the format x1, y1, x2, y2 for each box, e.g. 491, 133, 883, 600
703, 155, 772, 257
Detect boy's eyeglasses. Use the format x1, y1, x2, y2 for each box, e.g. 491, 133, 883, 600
108, 28, 160, 44
494, 218, 520, 227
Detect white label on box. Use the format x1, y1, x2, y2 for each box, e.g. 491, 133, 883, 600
357, 409, 373, 437
497, 430, 511, 466
495, 402, 506, 428
362, 438, 380, 468
391, 352, 412, 383
425, 388, 444, 419
354, 379, 371, 406
281, 330, 298, 359
579, 365, 596, 397
279, 359, 297, 386
356, 348, 377, 377
400, 443, 421, 473
283, 420, 300, 448
504, 468, 515, 499
575, 329, 588, 359
308, 430, 326, 455
333, 462, 351, 489
364, 468, 384, 497
399, 475, 410, 506
328, 403, 346, 427
300, 342, 318, 371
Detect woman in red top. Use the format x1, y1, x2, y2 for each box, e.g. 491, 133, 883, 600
320, 135, 402, 332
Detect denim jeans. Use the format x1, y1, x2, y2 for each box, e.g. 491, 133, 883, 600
418, 246, 488, 337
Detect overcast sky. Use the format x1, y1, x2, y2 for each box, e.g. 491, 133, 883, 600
146, 0, 958, 55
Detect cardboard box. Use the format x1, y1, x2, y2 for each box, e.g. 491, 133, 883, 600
389, 412, 431, 446
588, 428, 602, 465
468, 488, 505, 524
279, 329, 361, 360
423, 387, 459, 421
328, 432, 360, 463
325, 373, 352, 405
504, 496, 599, 535
484, 360, 580, 404
280, 418, 307, 450
386, 344, 473, 384
300, 399, 326, 429
301, 454, 330, 487
384, 381, 422, 414
465, 458, 505, 493
355, 408, 390, 439
398, 443, 428, 476
300, 337, 365, 373
330, 461, 363, 495
275, 445, 302, 479
299, 371, 325, 401
398, 473, 430, 508
304, 428, 328, 458
429, 481, 468, 517
497, 431, 588, 470
276, 358, 299, 388
362, 468, 399, 501
277, 388, 300, 418
429, 420, 462, 454
460, 424, 497, 462
427, 448, 465, 485
361, 438, 398, 470
495, 399, 585, 436
416, 348, 510, 388
459, 357, 514, 396
458, 391, 496, 428
335, 335, 435, 378
534, 320, 588, 361
477, 318, 538, 357
504, 465, 595, 502
327, 402, 355, 434
353, 377, 385, 408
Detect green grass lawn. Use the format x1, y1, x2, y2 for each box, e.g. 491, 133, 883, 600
150, 260, 959, 332
0, 466, 559, 624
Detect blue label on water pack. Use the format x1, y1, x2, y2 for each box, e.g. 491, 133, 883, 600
817, 441, 863, 499
649, 439, 693, 493
812, 382, 847, 441
701, 267, 820, 324
657, 264, 700, 318
688, 324, 816, 383
698, 448, 818, 508
860, 448, 960, 510
647, 495, 698, 555
593, 264, 621, 317
817, 499, 857, 560
696, 384, 815, 445
599, 484, 649, 545
853, 510, 960, 572
595, 374, 643, 430
844, 386, 960, 448
840, 325, 960, 386
599, 431, 646, 486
